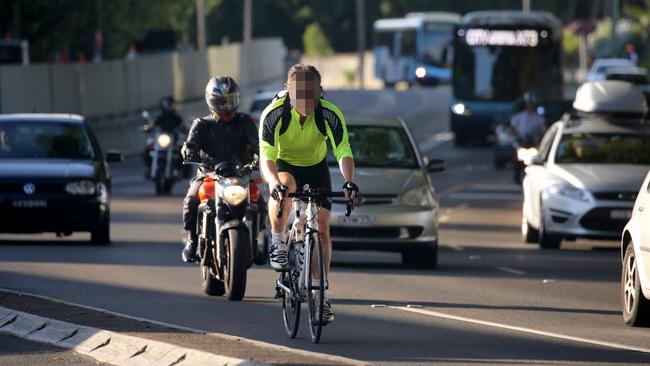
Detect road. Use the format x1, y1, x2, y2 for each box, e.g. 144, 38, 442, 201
2, 87, 650, 365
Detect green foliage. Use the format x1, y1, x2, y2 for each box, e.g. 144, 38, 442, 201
303, 23, 333, 56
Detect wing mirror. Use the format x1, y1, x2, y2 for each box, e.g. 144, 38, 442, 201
426, 159, 446, 173
105, 150, 123, 163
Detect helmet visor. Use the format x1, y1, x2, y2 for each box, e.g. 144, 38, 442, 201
209, 94, 240, 114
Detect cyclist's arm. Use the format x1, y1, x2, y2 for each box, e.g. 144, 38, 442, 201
338, 156, 355, 183
258, 100, 284, 187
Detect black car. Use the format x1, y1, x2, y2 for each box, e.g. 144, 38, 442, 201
0, 114, 122, 243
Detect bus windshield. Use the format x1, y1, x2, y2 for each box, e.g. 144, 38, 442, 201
422, 22, 455, 66
453, 27, 562, 101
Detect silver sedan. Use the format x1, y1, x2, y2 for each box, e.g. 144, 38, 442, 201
328, 116, 445, 268
522, 117, 650, 249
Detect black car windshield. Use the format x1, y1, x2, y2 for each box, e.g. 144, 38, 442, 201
0, 121, 95, 160
327, 125, 419, 168
555, 133, 650, 164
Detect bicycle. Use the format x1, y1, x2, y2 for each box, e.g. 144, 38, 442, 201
274, 185, 353, 343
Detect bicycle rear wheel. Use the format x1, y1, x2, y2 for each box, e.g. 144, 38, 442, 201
281, 239, 300, 338
307, 233, 325, 343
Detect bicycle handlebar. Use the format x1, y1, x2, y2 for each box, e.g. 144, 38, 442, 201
276, 190, 354, 218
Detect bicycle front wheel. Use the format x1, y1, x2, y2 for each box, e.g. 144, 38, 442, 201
281, 239, 300, 338
307, 233, 325, 343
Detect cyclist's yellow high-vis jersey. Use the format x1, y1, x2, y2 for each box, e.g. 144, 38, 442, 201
259, 96, 353, 167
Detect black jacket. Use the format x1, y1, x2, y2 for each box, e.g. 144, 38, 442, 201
185, 113, 259, 176
154, 111, 183, 133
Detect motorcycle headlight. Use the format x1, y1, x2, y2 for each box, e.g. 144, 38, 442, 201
545, 183, 590, 202
65, 180, 96, 195
401, 185, 435, 207
157, 134, 171, 148
222, 185, 247, 206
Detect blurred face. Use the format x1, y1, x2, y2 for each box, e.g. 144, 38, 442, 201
288, 70, 320, 116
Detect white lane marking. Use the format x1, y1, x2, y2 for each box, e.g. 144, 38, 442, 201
447, 192, 522, 201
543, 279, 557, 284
420, 131, 454, 153
468, 255, 482, 261
496, 266, 526, 275
0, 288, 368, 366
447, 245, 465, 252
389, 306, 650, 354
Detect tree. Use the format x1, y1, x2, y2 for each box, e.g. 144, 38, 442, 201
303, 23, 333, 56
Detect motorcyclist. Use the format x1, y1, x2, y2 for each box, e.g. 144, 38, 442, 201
144, 96, 185, 177
155, 96, 183, 133
510, 92, 546, 146
181, 76, 259, 263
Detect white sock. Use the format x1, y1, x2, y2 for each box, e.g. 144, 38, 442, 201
271, 232, 286, 245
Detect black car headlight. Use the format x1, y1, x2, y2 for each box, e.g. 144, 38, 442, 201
66, 180, 96, 195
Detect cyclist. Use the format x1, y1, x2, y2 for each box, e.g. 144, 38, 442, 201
259, 64, 359, 322
180, 76, 259, 263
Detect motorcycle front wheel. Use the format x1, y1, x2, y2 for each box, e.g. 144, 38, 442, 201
222, 228, 250, 301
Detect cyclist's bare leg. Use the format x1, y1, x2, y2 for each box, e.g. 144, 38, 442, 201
268, 172, 296, 233
313, 208, 331, 281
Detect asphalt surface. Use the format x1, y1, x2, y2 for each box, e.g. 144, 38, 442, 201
2, 87, 650, 365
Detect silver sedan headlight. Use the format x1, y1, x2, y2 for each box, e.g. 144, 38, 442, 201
545, 183, 590, 202
65, 180, 96, 195
222, 185, 247, 206
401, 186, 435, 207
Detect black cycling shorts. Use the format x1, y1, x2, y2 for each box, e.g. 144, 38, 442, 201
276, 158, 332, 211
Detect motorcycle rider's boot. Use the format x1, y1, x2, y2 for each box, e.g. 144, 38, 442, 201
181, 233, 199, 263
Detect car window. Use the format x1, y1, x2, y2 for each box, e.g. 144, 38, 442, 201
555, 133, 650, 164
327, 125, 418, 168
0, 121, 95, 160
537, 125, 557, 162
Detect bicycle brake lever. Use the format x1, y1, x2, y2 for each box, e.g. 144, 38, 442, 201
345, 200, 353, 217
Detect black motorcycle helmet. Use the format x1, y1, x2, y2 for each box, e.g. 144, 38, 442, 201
205, 76, 240, 115
160, 96, 175, 112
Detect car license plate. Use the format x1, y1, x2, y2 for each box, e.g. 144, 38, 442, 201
340, 215, 375, 225
610, 209, 632, 220
12, 200, 47, 208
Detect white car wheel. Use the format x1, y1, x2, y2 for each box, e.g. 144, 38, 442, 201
622, 243, 650, 326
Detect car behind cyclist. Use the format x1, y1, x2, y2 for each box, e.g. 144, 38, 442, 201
181, 76, 259, 263
259, 64, 359, 322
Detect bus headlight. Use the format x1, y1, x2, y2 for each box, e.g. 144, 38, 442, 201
452, 103, 471, 116
223, 185, 247, 206
415, 67, 427, 78
157, 134, 172, 148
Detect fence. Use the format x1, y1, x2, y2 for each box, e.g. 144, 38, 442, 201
0, 38, 285, 118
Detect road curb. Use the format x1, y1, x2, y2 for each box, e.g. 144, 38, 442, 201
0, 306, 262, 366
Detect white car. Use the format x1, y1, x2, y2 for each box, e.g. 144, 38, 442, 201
621, 170, 650, 326
587, 58, 635, 81
522, 81, 650, 249
248, 90, 277, 125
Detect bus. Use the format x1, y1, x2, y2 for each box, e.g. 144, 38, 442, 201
450, 11, 563, 145
0, 40, 29, 65
374, 12, 460, 87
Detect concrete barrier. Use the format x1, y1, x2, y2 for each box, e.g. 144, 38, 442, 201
0, 38, 285, 117
0, 39, 286, 154
0, 64, 52, 113
300, 52, 382, 90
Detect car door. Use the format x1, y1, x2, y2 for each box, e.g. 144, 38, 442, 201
638, 173, 650, 281
523, 124, 559, 229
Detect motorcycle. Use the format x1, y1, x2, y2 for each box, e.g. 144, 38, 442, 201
493, 123, 538, 184
184, 151, 263, 301
142, 111, 187, 195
